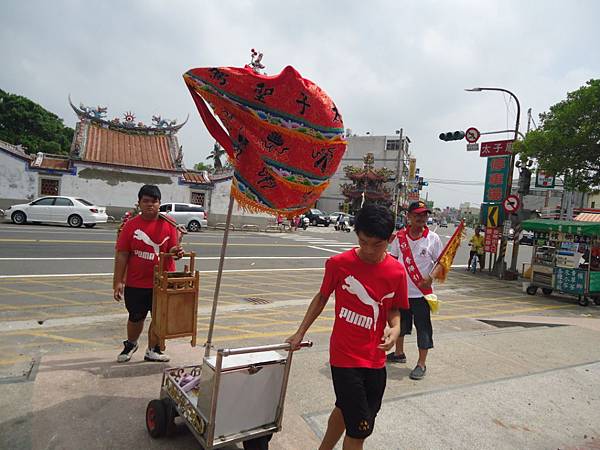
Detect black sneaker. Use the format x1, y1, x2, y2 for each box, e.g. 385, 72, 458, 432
409, 365, 426, 380
386, 352, 407, 363
117, 340, 138, 363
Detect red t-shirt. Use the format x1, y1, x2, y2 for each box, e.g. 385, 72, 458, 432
320, 249, 409, 369
116, 215, 178, 288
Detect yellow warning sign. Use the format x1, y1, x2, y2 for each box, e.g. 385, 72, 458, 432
487, 205, 499, 227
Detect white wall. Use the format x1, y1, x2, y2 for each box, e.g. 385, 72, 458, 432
209, 178, 274, 227
0, 152, 37, 207
58, 163, 190, 212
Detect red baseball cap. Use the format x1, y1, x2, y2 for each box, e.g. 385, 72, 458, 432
408, 201, 431, 214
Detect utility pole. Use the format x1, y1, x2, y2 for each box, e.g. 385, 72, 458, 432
465, 87, 520, 279
393, 128, 403, 218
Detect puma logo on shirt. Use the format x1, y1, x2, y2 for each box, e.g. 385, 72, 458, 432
132, 229, 170, 260
340, 275, 395, 330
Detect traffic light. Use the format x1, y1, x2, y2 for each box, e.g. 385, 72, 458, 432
417, 177, 429, 190
517, 168, 532, 195
439, 131, 465, 141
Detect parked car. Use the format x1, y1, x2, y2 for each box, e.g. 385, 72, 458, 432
6, 196, 107, 228
304, 208, 331, 226
159, 202, 208, 232
439, 220, 448, 228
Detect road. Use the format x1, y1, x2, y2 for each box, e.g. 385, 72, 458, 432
1, 221, 599, 450
0, 221, 552, 376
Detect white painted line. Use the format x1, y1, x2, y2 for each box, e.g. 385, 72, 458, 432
0, 256, 330, 261
0, 267, 327, 279
308, 245, 342, 254
0, 264, 469, 279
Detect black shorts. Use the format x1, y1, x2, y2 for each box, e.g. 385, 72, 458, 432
400, 297, 434, 349
330, 366, 386, 439
124, 286, 153, 321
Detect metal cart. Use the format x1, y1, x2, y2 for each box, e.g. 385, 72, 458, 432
522, 219, 600, 306
146, 196, 312, 449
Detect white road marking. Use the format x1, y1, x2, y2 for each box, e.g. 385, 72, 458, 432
0, 256, 329, 261
307, 246, 342, 254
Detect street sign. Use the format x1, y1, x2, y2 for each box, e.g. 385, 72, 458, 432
483, 155, 511, 203
535, 169, 555, 188
481, 202, 504, 228
486, 205, 500, 227
503, 194, 521, 214
466, 143, 479, 152
484, 226, 501, 253
465, 127, 480, 143
480, 140, 513, 158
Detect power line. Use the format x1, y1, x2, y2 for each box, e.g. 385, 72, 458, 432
427, 178, 485, 186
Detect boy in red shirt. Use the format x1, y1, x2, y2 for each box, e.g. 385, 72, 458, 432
113, 185, 184, 363
287, 204, 408, 450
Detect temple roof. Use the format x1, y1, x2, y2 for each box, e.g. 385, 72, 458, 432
80, 122, 178, 170
181, 171, 212, 184
30, 153, 71, 171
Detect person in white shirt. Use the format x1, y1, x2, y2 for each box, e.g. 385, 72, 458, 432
388, 201, 443, 380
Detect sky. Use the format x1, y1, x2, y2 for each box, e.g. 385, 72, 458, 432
1, 0, 599, 208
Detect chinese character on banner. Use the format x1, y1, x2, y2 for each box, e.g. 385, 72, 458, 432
491, 158, 506, 170
489, 173, 504, 185
488, 188, 503, 202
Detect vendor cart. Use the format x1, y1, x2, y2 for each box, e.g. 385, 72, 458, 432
146, 197, 312, 449
522, 219, 600, 306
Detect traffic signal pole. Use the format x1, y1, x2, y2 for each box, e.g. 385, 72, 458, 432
465, 87, 521, 279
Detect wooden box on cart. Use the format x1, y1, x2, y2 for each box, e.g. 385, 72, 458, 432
152, 252, 199, 351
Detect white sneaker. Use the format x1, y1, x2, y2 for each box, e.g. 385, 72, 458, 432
144, 346, 170, 362
117, 340, 138, 363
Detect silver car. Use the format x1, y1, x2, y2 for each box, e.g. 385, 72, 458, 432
159, 202, 208, 232
6, 196, 108, 228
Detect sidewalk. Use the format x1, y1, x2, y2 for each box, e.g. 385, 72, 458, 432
2, 315, 600, 449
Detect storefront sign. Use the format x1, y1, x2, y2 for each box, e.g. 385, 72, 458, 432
483, 155, 511, 203
484, 226, 501, 253
554, 267, 586, 294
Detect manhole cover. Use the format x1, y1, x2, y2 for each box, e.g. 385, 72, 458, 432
243, 297, 272, 305
478, 319, 565, 329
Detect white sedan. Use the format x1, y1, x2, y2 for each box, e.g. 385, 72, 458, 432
6, 196, 108, 228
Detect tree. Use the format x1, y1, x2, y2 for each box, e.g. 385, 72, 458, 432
516, 79, 600, 192
0, 89, 74, 155
206, 142, 226, 171
193, 162, 213, 172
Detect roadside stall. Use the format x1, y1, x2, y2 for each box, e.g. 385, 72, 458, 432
522, 219, 600, 306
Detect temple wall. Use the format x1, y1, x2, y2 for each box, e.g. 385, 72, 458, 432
0, 151, 38, 210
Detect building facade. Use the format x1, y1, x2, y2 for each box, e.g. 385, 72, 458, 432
318, 133, 412, 213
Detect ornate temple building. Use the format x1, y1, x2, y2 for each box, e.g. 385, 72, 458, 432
0, 98, 221, 218
340, 153, 393, 212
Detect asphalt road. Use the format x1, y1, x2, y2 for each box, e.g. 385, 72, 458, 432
0, 222, 532, 276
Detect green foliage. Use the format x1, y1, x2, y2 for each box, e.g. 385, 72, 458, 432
0, 89, 74, 155
516, 79, 600, 191
193, 162, 213, 172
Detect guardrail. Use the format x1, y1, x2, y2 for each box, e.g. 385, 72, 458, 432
215, 223, 236, 231
241, 224, 260, 232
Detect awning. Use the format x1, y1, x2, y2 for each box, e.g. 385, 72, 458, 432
575, 213, 600, 223
521, 218, 600, 237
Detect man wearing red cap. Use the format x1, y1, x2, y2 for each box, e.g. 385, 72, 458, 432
388, 201, 443, 380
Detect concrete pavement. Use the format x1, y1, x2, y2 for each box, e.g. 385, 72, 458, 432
2, 315, 600, 449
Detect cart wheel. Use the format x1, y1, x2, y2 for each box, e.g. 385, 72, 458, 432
542, 288, 553, 296
578, 296, 590, 307
146, 399, 168, 438
243, 434, 273, 450
161, 397, 178, 436
526, 286, 538, 296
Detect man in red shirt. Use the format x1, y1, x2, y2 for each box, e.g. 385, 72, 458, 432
287, 204, 408, 450
114, 185, 184, 363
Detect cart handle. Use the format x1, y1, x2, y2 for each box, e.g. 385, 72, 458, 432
218, 340, 313, 357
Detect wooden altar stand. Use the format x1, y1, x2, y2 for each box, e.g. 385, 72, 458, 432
152, 252, 199, 351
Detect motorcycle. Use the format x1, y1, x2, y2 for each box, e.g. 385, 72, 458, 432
335, 217, 351, 232
300, 216, 309, 230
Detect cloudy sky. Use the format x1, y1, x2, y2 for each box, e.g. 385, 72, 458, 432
2, 0, 599, 208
